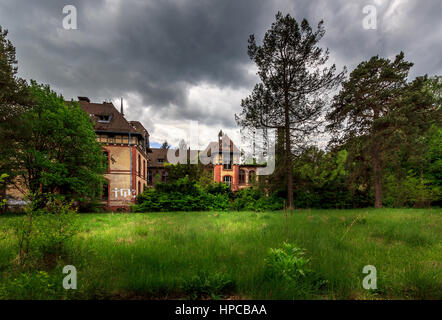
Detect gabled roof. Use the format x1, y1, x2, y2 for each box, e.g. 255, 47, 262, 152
130, 121, 149, 135
204, 134, 241, 156
76, 98, 139, 134
149, 148, 169, 167
148, 148, 201, 167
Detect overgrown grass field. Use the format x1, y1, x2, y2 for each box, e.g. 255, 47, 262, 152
0, 208, 441, 299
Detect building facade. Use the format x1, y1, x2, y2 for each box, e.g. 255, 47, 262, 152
6, 97, 259, 211
77, 97, 150, 210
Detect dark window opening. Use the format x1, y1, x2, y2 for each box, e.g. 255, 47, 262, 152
239, 170, 245, 184
223, 163, 232, 170
143, 160, 146, 178
147, 171, 152, 185
97, 115, 112, 123
223, 151, 233, 170
158, 158, 164, 164
102, 181, 109, 201
138, 155, 141, 176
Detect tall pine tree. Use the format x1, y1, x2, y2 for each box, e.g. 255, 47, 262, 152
236, 13, 345, 209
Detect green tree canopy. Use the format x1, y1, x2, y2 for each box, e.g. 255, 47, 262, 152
327, 53, 438, 208
9, 81, 106, 205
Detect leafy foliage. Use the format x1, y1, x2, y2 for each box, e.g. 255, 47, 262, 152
181, 271, 235, 300
6, 82, 106, 206
327, 54, 439, 208
135, 176, 283, 212
264, 243, 312, 281
11, 194, 79, 269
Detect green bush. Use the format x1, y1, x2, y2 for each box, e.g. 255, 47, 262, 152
135, 176, 232, 212
12, 194, 79, 269
264, 242, 312, 282
135, 177, 283, 212
181, 271, 235, 299
0, 270, 64, 300
231, 188, 284, 211
383, 172, 438, 208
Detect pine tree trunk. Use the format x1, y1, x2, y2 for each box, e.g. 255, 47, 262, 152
284, 96, 294, 210
373, 148, 383, 208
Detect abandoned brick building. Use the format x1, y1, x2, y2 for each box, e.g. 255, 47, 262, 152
6, 97, 259, 210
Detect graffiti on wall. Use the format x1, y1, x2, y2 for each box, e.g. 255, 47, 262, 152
113, 188, 136, 200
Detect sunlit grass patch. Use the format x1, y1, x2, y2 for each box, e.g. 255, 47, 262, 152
0, 208, 440, 299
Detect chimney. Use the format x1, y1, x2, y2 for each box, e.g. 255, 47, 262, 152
120, 97, 124, 116
78, 96, 90, 103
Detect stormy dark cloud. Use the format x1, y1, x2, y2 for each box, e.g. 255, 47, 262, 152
0, 0, 441, 146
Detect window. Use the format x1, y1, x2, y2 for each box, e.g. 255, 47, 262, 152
223, 175, 232, 188
147, 171, 152, 185
223, 151, 233, 170
248, 170, 255, 184
138, 155, 141, 176
138, 181, 141, 194
102, 181, 109, 201
239, 170, 245, 184
97, 115, 112, 123
158, 158, 164, 164
162, 171, 168, 182
143, 160, 146, 178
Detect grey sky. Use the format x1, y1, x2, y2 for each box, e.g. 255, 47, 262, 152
1, 0, 440, 147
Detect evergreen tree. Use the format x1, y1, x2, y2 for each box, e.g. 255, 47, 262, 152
236, 12, 345, 209
327, 53, 438, 208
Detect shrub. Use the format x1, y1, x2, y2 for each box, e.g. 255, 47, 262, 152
12, 194, 79, 269
135, 176, 284, 212
135, 176, 232, 212
0, 270, 63, 300
231, 188, 284, 211
181, 271, 235, 299
264, 242, 312, 282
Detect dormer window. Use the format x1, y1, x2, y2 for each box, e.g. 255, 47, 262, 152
157, 158, 164, 164
97, 115, 112, 123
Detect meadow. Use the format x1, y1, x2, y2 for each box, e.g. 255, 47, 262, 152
0, 208, 441, 300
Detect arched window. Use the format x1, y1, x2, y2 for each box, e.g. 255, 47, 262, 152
239, 170, 245, 184
223, 175, 232, 187
138, 155, 141, 176
147, 170, 152, 185
248, 170, 255, 184
102, 180, 109, 201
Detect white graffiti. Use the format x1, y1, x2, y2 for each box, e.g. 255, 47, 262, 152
113, 188, 136, 199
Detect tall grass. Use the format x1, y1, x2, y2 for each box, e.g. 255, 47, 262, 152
0, 208, 440, 299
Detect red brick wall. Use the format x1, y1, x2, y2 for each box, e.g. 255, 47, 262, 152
214, 165, 222, 183
233, 165, 239, 191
